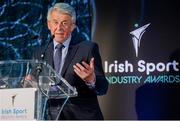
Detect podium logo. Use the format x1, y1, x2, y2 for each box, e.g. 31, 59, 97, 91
130, 23, 150, 57
11, 94, 17, 107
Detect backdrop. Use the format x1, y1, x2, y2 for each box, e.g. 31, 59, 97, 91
94, 0, 180, 120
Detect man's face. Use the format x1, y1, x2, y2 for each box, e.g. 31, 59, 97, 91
48, 10, 75, 43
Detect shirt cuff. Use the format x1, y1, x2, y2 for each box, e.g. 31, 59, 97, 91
85, 81, 96, 89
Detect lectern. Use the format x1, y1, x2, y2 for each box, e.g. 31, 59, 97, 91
0, 60, 77, 120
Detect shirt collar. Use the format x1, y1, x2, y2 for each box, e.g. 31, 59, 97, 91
53, 35, 71, 50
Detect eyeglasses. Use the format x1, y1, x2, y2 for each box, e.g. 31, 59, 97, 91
50, 20, 73, 29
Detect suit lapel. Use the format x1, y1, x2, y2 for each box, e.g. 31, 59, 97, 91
45, 42, 54, 68
61, 43, 78, 77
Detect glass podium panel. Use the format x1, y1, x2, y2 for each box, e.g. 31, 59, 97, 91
0, 60, 78, 120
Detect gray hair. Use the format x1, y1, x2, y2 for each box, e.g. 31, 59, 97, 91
47, 3, 76, 23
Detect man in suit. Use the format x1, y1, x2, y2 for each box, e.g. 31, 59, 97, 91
33, 2, 108, 120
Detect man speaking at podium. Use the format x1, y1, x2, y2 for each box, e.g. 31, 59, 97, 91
32, 2, 108, 120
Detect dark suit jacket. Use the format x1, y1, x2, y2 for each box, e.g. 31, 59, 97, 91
33, 33, 109, 120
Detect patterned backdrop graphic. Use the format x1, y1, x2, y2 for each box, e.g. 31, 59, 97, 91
0, 0, 94, 60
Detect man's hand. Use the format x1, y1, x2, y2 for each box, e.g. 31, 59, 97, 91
73, 58, 96, 84
22, 74, 37, 88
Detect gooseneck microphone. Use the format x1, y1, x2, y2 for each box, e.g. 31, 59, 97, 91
36, 35, 55, 74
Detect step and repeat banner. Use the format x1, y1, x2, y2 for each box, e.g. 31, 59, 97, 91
94, 0, 180, 120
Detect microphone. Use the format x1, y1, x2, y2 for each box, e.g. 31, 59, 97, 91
36, 35, 54, 73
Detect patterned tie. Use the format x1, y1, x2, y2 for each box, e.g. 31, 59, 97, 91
54, 43, 64, 73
